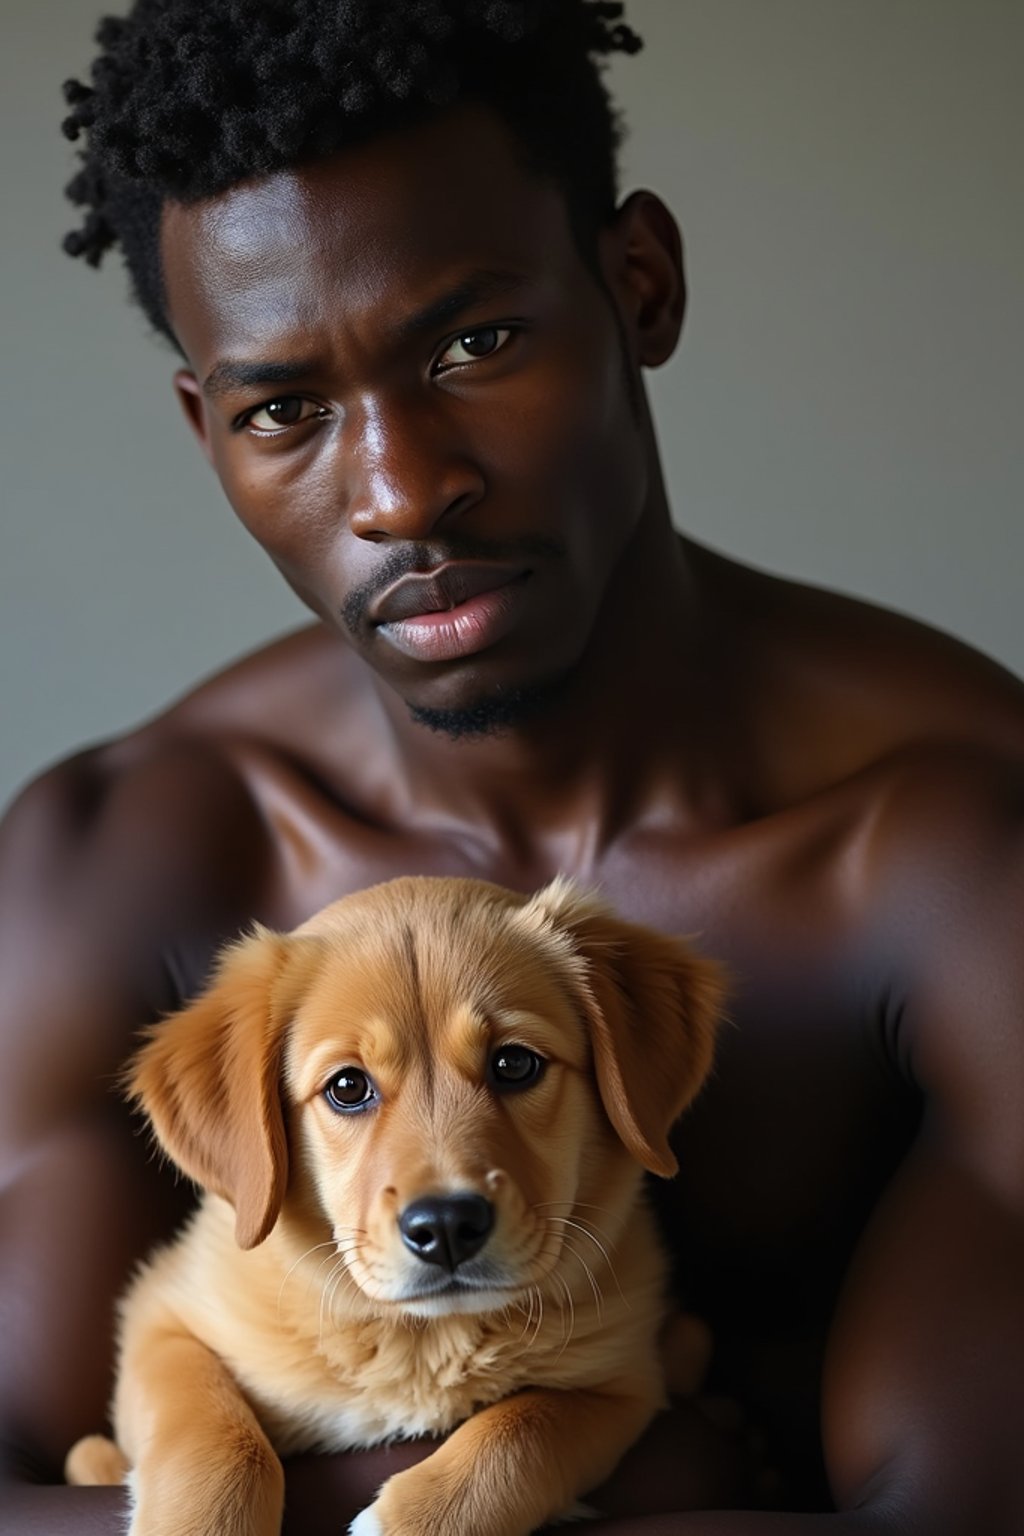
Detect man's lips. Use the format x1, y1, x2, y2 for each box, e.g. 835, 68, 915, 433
370, 562, 533, 664
370, 561, 530, 626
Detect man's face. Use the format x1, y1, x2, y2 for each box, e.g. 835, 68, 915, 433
162, 106, 661, 727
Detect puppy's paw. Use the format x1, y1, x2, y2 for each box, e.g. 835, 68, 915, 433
65, 1433, 130, 1486
348, 1505, 383, 1536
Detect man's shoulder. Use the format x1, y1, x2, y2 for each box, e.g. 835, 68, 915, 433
777, 565, 1023, 745
154, 620, 358, 748
699, 546, 1024, 796
850, 738, 1024, 868
743, 737, 1024, 945
2, 622, 351, 888
0, 729, 269, 961
0, 651, 305, 949
809, 741, 1024, 1025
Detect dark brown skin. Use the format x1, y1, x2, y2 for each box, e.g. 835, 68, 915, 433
3, 105, 1024, 1534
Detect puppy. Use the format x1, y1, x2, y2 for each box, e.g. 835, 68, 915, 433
66, 876, 723, 1536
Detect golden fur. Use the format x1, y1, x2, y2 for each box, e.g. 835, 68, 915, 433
65, 876, 722, 1536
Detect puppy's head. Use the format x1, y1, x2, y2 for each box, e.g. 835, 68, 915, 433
130, 877, 723, 1315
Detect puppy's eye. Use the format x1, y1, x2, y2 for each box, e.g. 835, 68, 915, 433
324, 1068, 376, 1113
489, 1045, 544, 1091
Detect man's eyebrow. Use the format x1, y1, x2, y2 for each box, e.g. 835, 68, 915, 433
394, 268, 530, 345
202, 357, 318, 401
201, 270, 529, 400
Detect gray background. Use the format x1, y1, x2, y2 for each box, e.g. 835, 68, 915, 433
2, 0, 1022, 812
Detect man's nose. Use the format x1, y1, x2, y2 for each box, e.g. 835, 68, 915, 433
347, 397, 485, 542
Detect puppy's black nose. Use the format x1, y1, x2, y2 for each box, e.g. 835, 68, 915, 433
399, 1193, 494, 1271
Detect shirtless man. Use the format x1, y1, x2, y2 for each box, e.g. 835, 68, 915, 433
3, 3, 1023, 1532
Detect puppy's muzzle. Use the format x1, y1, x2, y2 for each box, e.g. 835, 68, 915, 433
398, 1193, 495, 1272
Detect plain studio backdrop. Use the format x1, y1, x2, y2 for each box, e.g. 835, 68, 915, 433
1, 0, 1021, 810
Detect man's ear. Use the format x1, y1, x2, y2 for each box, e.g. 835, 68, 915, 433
516, 879, 725, 1177
173, 369, 215, 466
127, 927, 300, 1249
598, 190, 686, 369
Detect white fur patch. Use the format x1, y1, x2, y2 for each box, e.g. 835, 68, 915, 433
123, 1467, 139, 1535
348, 1504, 383, 1536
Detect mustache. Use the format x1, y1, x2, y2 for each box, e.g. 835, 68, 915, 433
341, 534, 563, 635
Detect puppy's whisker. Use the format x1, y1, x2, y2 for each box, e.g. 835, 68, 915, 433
526, 1286, 540, 1347
322, 1250, 366, 1336
532, 1201, 611, 1214
562, 1214, 616, 1250
528, 1285, 545, 1349
518, 1285, 537, 1343
331, 1243, 367, 1285
556, 1235, 605, 1322
307, 1240, 362, 1306
321, 1264, 343, 1329
545, 1217, 627, 1310
325, 1261, 362, 1333
276, 1240, 341, 1317
318, 1243, 362, 1305
306, 1253, 346, 1315
328, 1226, 368, 1253
534, 1226, 566, 1271
534, 1204, 617, 1250
548, 1216, 617, 1279
318, 1257, 348, 1347
552, 1270, 576, 1359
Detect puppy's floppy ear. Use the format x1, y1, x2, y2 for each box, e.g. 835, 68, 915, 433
127, 927, 298, 1250
518, 879, 726, 1177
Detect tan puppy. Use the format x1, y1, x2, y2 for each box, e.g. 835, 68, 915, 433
65, 876, 723, 1536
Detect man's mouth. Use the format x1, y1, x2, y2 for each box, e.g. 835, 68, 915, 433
370, 561, 530, 625
372, 562, 532, 663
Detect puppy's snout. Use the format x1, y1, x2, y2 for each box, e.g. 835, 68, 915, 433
399, 1193, 495, 1272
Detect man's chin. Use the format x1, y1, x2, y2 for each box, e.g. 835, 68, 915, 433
406, 677, 563, 741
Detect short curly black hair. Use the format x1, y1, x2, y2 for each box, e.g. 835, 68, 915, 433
61, 0, 643, 349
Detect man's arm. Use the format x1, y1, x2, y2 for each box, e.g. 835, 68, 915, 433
573, 753, 1024, 1534
0, 744, 271, 1531
818, 754, 1024, 1532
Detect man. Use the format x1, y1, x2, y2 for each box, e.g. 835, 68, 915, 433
2, 1, 1023, 1531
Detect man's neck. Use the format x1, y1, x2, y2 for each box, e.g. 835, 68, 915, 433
365, 518, 745, 865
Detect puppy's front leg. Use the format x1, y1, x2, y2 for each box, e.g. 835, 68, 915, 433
350, 1381, 661, 1536
117, 1326, 284, 1536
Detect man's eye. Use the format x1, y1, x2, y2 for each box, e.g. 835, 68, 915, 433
436, 327, 513, 371
244, 397, 322, 433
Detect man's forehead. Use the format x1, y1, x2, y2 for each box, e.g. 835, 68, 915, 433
187, 172, 316, 267
160, 106, 577, 360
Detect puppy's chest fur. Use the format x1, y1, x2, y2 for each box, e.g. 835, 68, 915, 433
141, 1198, 652, 1458
255, 1306, 547, 1453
